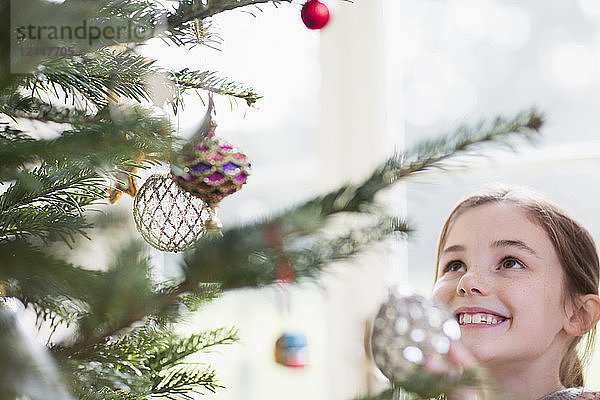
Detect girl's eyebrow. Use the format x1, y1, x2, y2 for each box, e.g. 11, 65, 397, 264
441, 240, 538, 256
441, 245, 464, 254
491, 239, 538, 256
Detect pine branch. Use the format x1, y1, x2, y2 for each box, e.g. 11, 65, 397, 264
181, 110, 542, 290
170, 68, 262, 111
147, 328, 239, 371
0, 161, 108, 244
26, 50, 155, 109
76, 241, 156, 340
76, 387, 141, 400
0, 122, 31, 142
147, 282, 222, 327
8, 5, 260, 115
295, 109, 543, 220
0, 240, 156, 346
0, 92, 92, 124
63, 324, 237, 399
184, 216, 410, 290
0, 241, 104, 325
44, 248, 199, 355
95, 0, 218, 48
167, 0, 293, 30
151, 366, 222, 399
177, 283, 222, 312
288, 216, 410, 275
159, 9, 222, 48
0, 106, 173, 178
0, 204, 93, 245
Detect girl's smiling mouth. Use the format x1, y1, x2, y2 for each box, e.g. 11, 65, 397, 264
454, 307, 510, 326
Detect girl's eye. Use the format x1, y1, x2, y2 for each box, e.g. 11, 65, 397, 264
500, 257, 525, 269
443, 261, 466, 273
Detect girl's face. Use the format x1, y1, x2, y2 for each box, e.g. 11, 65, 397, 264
432, 203, 572, 368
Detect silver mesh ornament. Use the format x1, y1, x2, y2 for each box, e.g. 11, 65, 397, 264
539, 388, 585, 400
133, 173, 210, 252
371, 292, 462, 397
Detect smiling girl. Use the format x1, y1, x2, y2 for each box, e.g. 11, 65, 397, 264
432, 186, 600, 400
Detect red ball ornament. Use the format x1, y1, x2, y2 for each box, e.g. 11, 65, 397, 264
301, 0, 330, 30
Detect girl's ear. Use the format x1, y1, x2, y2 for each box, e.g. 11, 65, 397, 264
564, 294, 600, 336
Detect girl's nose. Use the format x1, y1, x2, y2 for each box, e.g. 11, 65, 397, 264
457, 270, 487, 296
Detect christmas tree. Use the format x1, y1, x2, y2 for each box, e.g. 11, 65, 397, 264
0, 1, 542, 399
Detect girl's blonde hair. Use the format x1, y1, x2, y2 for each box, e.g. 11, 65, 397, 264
434, 185, 600, 387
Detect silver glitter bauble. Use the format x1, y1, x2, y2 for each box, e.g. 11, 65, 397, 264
133, 173, 211, 252
371, 292, 461, 394
539, 388, 585, 400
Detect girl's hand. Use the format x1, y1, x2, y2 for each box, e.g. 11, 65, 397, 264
424, 342, 484, 400
422, 341, 476, 373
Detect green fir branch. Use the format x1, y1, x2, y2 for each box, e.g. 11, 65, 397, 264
0, 106, 173, 178
50, 248, 218, 356
76, 387, 141, 400
167, 0, 292, 30
288, 216, 410, 275
76, 241, 156, 340
0, 204, 93, 245
294, 109, 543, 220
160, 12, 222, 49
0, 240, 104, 325
64, 324, 237, 399
170, 68, 262, 111
185, 216, 411, 290
166, 0, 353, 30
0, 240, 155, 348
0, 122, 30, 142
0, 161, 107, 244
151, 366, 222, 399
97, 0, 218, 49
26, 50, 155, 109
181, 110, 542, 290
0, 92, 92, 124
177, 283, 222, 312
146, 282, 222, 327
148, 328, 239, 371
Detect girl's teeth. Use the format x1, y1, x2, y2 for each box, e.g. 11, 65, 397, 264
458, 312, 505, 325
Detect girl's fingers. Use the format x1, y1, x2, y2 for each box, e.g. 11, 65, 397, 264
448, 341, 477, 368
423, 341, 477, 373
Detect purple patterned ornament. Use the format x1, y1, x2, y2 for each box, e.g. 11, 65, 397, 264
171, 126, 251, 209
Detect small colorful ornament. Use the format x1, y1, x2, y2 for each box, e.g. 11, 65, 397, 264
301, 0, 330, 30
171, 122, 250, 229
108, 165, 140, 203
371, 292, 462, 397
274, 332, 308, 368
133, 173, 210, 252
108, 152, 147, 203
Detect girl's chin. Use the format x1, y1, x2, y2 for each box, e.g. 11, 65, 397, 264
458, 339, 502, 363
